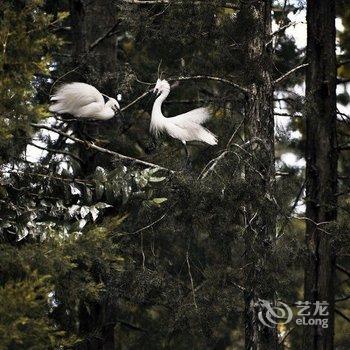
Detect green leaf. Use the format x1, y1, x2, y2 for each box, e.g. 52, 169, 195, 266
150, 197, 168, 205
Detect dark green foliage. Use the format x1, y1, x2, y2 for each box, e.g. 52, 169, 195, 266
0, 0, 349, 349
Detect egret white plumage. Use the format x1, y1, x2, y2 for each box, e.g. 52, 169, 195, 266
150, 79, 217, 162
49, 82, 122, 120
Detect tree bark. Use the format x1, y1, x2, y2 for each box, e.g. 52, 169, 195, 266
68, 2, 119, 349
69, 0, 120, 175
303, 1, 338, 349
239, 1, 278, 349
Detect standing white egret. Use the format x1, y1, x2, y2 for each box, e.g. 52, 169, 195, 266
150, 79, 217, 162
49, 82, 122, 120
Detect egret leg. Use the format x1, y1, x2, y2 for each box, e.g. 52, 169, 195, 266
182, 141, 192, 170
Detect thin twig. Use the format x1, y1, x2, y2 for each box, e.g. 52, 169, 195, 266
335, 295, 350, 302
168, 75, 250, 95
28, 142, 83, 163
335, 309, 350, 323
88, 21, 121, 52
186, 252, 198, 310
274, 63, 309, 85
31, 123, 174, 173
271, 21, 299, 37
278, 327, 295, 345
274, 112, 302, 118
336, 264, 350, 278
121, 90, 151, 111
122, 0, 238, 9
130, 212, 168, 235
226, 115, 247, 148
277, 180, 305, 239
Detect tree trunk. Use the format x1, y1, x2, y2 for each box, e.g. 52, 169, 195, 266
69, 0, 118, 94
303, 1, 337, 349
69, 2, 119, 349
69, 0, 120, 176
239, 1, 278, 349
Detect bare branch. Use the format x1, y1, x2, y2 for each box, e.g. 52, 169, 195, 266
274, 112, 303, 118
186, 252, 198, 310
226, 115, 247, 148
335, 309, 350, 323
129, 212, 168, 235
122, 0, 239, 9
336, 264, 350, 278
168, 75, 250, 95
121, 90, 151, 111
271, 22, 299, 37
335, 295, 350, 302
28, 142, 83, 163
277, 180, 305, 239
30, 123, 174, 173
278, 327, 295, 345
274, 63, 309, 85
88, 21, 121, 52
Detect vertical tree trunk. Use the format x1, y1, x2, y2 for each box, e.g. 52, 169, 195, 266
69, 0, 118, 94
69, 0, 120, 174
303, 1, 337, 349
69, 2, 119, 349
239, 1, 278, 349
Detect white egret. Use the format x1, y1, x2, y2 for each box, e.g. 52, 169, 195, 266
49, 82, 122, 120
150, 79, 217, 162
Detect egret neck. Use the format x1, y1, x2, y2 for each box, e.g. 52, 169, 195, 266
151, 89, 170, 134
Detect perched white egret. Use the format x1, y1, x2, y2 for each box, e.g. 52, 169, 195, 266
150, 79, 217, 161
49, 82, 122, 120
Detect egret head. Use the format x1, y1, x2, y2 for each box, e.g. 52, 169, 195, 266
153, 79, 170, 97
105, 97, 125, 121
106, 97, 120, 113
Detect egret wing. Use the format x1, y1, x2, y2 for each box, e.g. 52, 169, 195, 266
166, 120, 217, 145
170, 107, 211, 125
51, 83, 104, 108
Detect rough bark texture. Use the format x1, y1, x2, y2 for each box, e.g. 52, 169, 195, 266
239, 1, 277, 349
69, 0, 118, 94
69, 1, 119, 349
303, 1, 338, 349
69, 0, 120, 175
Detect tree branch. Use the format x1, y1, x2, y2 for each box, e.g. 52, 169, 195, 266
335, 309, 350, 323
336, 264, 350, 278
274, 112, 303, 118
271, 22, 299, 37
122, 0, 239, 9
168, 75, 250, 95
121, 90, 151, 112
28, 142, 83, 163
274, 63, 309, 85
335, 295, 350, 302
30, 123, 174, 173
88, 21, 121, 52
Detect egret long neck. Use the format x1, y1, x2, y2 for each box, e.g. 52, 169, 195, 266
151, 92, 168, 121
